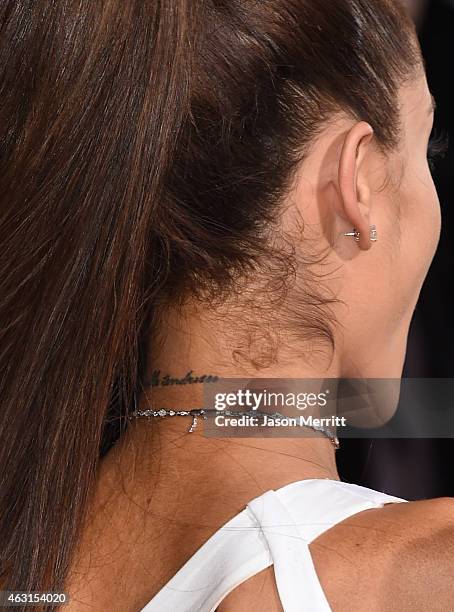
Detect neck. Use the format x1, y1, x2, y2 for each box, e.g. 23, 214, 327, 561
127, 417, 339, 514
128, 304, 341, 511
69, 308, 342, 608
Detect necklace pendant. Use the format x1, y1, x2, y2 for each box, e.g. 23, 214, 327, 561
187, 409, 207, 433
188, 415, 198, 433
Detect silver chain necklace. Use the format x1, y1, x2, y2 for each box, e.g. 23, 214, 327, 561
129, 407, 340, 449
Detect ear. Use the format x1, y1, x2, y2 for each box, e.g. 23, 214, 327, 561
338, 121, 375, 250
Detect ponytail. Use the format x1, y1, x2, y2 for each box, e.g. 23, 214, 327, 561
0, 0, 193, 601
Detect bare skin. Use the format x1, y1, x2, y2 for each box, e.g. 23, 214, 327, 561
65, 73, 452, 610
66, 416, 454, 611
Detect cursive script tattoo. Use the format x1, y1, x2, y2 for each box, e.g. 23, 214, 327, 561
147, 370, 219, 388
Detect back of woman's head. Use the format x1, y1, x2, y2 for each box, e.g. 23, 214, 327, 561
0, 0, 420, 601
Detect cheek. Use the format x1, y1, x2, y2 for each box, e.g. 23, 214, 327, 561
402, 168, 441, 275
394, 167, 441, 311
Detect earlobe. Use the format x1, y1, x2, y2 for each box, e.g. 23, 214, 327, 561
338, 121, 375, 250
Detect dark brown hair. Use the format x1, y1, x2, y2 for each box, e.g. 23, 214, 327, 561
0, 0, 420, 605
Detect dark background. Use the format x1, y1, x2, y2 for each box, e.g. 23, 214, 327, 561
337, 0, 454, 499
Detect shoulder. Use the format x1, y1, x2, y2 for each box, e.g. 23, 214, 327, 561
218, 497, 454, 612
313, 496, 454, 611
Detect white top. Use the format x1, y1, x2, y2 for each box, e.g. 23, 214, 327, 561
141, 478, 407, 612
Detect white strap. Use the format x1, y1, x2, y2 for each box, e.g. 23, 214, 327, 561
248, 490, 331, 612
141, 479, 407, 612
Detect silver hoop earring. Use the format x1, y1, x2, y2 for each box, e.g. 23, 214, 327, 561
344, 225, 378, 243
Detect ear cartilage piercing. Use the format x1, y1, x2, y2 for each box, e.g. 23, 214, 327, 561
344, 225, 378, 243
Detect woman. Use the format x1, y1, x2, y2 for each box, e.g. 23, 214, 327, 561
1, 0, 452, 610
